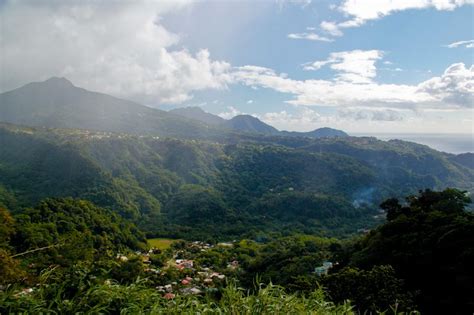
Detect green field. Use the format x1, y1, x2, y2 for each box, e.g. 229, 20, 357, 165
147, 238, 179, 250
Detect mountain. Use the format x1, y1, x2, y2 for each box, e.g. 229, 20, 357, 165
169, 106, 226, 125
281, 127, 348, 138
450, 152, 474, 169
170, 107, 348, 138
0, 78, 348, 139
223, 115, 279, 134
170, 108, 279, 135
0, 77, 223, 139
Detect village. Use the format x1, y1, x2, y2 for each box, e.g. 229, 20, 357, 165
116, 240, 241, 299
114, 239, 336, 300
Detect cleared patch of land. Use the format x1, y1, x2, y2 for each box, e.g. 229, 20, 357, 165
147, 238, 179, 250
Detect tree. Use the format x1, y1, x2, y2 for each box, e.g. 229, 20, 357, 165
0, 207, 15, 248
0, 207, 25, 284
322, 265, 415, 312
350, 189, 474, 314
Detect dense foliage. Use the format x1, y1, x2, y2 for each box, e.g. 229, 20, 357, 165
1, 124, 472, 241
345, 189, 474, 314
1, 189, 472, 313
0, 279, 356, 315
1, 198, 146, 280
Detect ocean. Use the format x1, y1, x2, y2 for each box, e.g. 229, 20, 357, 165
353, 133, 474, 155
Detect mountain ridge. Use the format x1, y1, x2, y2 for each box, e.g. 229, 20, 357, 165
0, 78, 348, 139
1, 122, 472, 238
169, 106, 348, 138
0, 77, 226, 139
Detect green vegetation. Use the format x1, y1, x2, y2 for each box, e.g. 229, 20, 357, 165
0, 189, 472, 313
0, 118, 473, 313
0, 280, 356, 314
148, 238, 179, 250
345, 188, 474, 314
1, 198, 146, 282
1, 123, 472, 241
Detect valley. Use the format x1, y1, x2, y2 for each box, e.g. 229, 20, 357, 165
0, 78, 473, 314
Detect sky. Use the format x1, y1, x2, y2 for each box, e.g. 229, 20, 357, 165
0, 0, 473, 133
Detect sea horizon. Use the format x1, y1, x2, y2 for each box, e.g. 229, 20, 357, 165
352, 132, 474, 154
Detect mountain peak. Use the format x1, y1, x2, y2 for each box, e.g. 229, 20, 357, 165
226, 114, 279, 134
43, 76, 74, 87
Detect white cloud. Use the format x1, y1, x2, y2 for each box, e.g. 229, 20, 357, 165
257, 107, 406, 132
303, 50, 384, 83
254, 106, 472, 133
277, 0, 312, 10
218, 106, 243, 119
0, 0, 232, 105
247, 100, 254, 104
445, 39, 474, 48
233, 61, 473, 109
287, 32, 333, 42
322, 0, 473, 37
320, 21, 343, 36
338, 108, 405, 121
258, 107, 322, 129
417, 63, 474, 107
338, 0, 472, 21
381, 67, 404, 72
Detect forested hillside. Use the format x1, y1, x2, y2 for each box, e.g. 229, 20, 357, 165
1, 123, 472, 240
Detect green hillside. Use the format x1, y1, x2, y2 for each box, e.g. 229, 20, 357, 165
1, 123, 472, 240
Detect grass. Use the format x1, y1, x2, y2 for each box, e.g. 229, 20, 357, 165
147, 238, 179, 250
0, 279, 358, 314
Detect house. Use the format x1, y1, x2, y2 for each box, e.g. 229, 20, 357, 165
163, 293, 175, 299
314, 261, 333, 276
227, 260, 239, 269
142, 255, 151, 264
323, 261, 333, 268
210, 272, 226, 280
175, 259, 194, 269
181, 287, 202, 295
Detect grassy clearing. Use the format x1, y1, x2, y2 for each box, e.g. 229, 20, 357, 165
147, 238, 179, 250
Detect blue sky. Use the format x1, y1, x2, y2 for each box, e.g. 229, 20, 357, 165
1, 0, 473, 133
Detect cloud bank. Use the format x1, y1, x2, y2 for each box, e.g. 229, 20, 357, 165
445, 39, 474, 48
319, 0, 473, 38
0, 0, 232, 105
233, 51, 473, 110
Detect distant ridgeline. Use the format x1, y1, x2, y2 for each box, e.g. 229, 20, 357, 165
0, 77, 347, 139
0, 78, 473, 239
